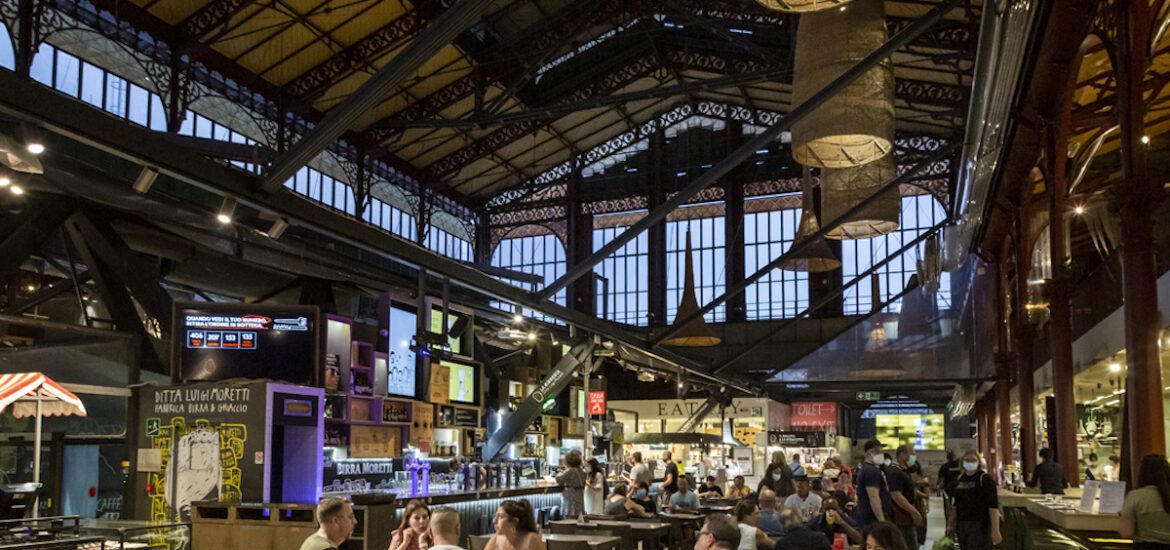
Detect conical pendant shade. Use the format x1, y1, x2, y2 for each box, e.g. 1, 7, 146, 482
821, 154, 900, 240
755, 0, 854, 13
664, 231, 721, 347
779, 169, 842, 272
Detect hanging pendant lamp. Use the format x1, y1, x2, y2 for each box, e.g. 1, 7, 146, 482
791, 0, 895, 168
755, 0, 855, 13
821, 154, 900, 239
780, 167, 842, 272
663, 231, 721, 347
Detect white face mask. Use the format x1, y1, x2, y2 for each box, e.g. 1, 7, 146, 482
963, 461, 979, 473
772, 473, 782, 481
883, 458, 892, 467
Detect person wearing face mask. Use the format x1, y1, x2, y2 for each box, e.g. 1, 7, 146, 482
631, 481, 657, 515
758, 461, 796, 498
946, 450, 1001, 550
886, 445, 924, 549
854, 439, 894, 529
584, 457, 607, 515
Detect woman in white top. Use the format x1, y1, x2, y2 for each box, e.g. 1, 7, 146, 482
584, 457, 607, 515
485, 500, 547, 550
733, 501, 776, 550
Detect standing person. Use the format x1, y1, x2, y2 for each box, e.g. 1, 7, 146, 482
936, 451, 961, 523
854, 439, 894, 529
1119, 454, 1170, 549
695, 514, 742, 550
621, 453, 636, 482
1083, 453, 1101, 481
862, 522, 909, 550
631, 481, 658, 515
728, 475, 752, 500
428, 507, 464, 550
733, 500, 777, 550
758, 461, 796, 499
629, 452, 652, 486
784, 476, 824, 522
485, 500, 546, 550
300, 497, 356, 550
584, 457, 607, 515
390, 500, 432, 550
887, 445, 924, 549
669, 477, 701, 513
556, 450, 587, 519
1106, 455, 1122, 482
1028, 448, 1068, 495
790, 454, 806, 477
946, 450, 1002, 550
756, 489, 784, 538
660, 450, 680, 501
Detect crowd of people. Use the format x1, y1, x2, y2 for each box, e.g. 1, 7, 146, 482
299, 445, 1170, 550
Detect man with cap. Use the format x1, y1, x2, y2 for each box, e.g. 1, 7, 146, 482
853, 439, 894, 528
783, 475, 823, 522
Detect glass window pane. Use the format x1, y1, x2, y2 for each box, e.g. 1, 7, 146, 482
54, 50, 80, 97
81, 62, 103, 107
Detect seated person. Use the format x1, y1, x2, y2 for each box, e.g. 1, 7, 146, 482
803, 499, 861, 546
630, 481, 657, 515
756, 488, 784, 538
605, 483, 653, 519
698, 476, 725, 498
727, 475, 752, 500
669, 477, 701, 513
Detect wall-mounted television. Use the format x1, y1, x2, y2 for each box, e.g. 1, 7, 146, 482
386, 304, 418, 398
172, 303, 319, 384
428, 305, 471, 357
874, 414, 945, 451
443, 360, 478, 405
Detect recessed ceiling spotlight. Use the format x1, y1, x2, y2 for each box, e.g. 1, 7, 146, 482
216, 196, 237, 224
1109, 362, 1122, 372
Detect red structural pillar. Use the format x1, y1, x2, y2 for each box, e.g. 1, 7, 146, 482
996, 259, 1016, 478
985, 396, 999, 480
1045, 95, 1081, 488
1115, 0, 1167, 475
977, 397, 989, 467
1013, 203, 1038, 476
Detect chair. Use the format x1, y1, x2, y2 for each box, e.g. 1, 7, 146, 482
469, 535, 491, 550
591, 524, 635, 550
551, 523, 578, 535
546, 540, 590, 550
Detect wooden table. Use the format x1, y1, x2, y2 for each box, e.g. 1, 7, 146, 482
700, 505, 733, 514
472, 534, 621, 550
549, 519, 670, 550
1023, 497, 1121, 533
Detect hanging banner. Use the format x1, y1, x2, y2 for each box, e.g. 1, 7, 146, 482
790, 402, 838, 433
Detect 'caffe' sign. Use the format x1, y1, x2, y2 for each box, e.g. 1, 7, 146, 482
790, 402, 837, 433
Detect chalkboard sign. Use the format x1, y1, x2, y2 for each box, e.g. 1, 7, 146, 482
454, 407, 478, 428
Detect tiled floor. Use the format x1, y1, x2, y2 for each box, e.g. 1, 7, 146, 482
921, 496, 948, 548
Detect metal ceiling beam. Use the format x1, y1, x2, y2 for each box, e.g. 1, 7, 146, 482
653, 143, 958, 347
0, 203, 77, 281
368, 68, 790, 130
534, 0, 964, 302
711, 221, 944, 374
0, 67, 755, 393
261, 0, 492, 192
178, 0, 258, 41
3, 270, 91, 315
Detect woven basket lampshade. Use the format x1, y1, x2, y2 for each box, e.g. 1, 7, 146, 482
754, 0, 855, 13
791, 0, 895, 168
821, 154, 899, 240
779, 169, 841, 272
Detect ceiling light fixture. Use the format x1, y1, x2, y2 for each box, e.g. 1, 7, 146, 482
21, 124, 44, 155
9, 184, 23, 195
266, 217, 289, 239
512, 314, 523, 323
1109, 362, 1122, 372
1142, 135, 1150, 144
132, 166, 159, 194
1074, 205, 1085, 215
0, 175, 9, 187
216, 197, 237, 224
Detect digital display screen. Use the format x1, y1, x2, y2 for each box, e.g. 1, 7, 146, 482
178, 308, 316, 383
444, 361, 476, 404
429, 308, 464, 355
387, 306, 417, 398
875, 414, 945, 450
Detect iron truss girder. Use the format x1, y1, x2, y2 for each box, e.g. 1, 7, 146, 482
51, 0, 476, 219
178, 0, 255, 41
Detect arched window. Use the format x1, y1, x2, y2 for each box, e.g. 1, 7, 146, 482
0, 23, 14, 70
491, 227, 567, 321
594, 213, 649, 326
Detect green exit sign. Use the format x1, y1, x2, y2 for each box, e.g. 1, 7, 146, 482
857, 391, 881, 401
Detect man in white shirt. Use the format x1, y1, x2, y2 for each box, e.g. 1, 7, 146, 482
783, 475, 823, 522
428, 507, 465, 550
629, 451, 652, 486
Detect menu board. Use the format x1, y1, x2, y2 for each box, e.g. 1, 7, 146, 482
175, 305, 318, 383
445, 361, 477, 404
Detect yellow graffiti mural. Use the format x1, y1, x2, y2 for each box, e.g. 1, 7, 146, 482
146, 418, 248, 523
